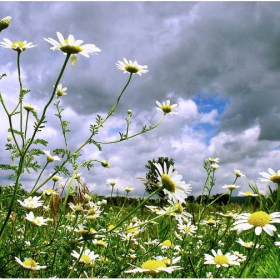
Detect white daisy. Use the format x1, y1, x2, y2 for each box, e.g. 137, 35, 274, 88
106, 178, 117, 186
177, 220, 197, 236
55, 83, 67, 97
15, 257, 47, 270
156, 100, 178, 115
238, 191, 258, 197
258, 168, 280, 184
124, 259, 182, 275
44, 32, 101, 56
71, 247, 99, 265
234, 169, 245, 178
154, 162, 191, 204
208, 157, 219, 163
233, 211, 280, 236
44, 150, 61, 163
222, 184, 241, 191
204, 249, 240, 268
18, 196, 43, 210
116, 58, 148, 76
23, 103, 40, 112
0, 38, 36, 52
25, 212, 48, 227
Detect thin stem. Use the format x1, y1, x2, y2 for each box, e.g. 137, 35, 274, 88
30, 162, 49, 193
24, 111, 29, 143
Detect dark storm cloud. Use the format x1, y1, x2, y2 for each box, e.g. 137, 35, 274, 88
2, 2, 280, 196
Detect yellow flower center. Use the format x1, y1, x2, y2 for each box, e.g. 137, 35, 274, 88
248, 211, 272, 227
23, 259, 37, 268
161, 174, 176, 193
161, 104, 173, 114
173, 203, 183, 214
141, 260, 166, 273
213, 255, 229, 265
124, 65, 140, 74
11, 41, 26, 51
206, 218, 216, 225
162, 239, 172, 247
183, 226, 191, 232
227, 185, 237, 190
60, 42, 82, 54
270, 174, 280, 184
23, 104, 35, 111
244, 191, 254, 196
80, 255, 92, 264
56, 89, 65, 96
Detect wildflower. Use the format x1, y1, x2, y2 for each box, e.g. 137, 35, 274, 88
201, 217, 218, 226
124, 259, 182, 275
156, 100, 178, 115
238, 191, 258, 197
236, 238, 264, 250
15, 257, 47, 270
233, 211, 280, 236
18, 196, 43, 210
106, 179, 117, 187
68, 202, 84, 213
0, 38, 36, 52
154, 162, 191, 204
44, 32, 101, 65
55, 83, 67, 97
23, 104, 39, 112
0, 16, 11, 32
208, 157, 219, 164
92, 239, 107, 247
177, 220, 197, 236
154, 255, 181, 266
234, 169, 245, 178
218, 211, 236, 220
51, 174, 63, 182
44, 150, 61, 163
42, 189, 58, 196
124, 187, 134, 193
258, 168, 280, 184
204, 249, 240, 268
233, 251, 246, 263
116, 58, 148, 76
211, 163, 220, 170
25, 212, 48, 227
71, 247, 99, 265
161, 239, 173, 249
222, 184, 241, 191
97, 199, 107, 206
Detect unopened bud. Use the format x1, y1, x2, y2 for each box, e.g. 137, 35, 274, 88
7, 136, 12, 142
0, 16, 11, 33
101, 161, 110, 168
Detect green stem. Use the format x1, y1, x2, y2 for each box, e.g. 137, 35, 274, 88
30, 162, 49, 193
24, 111, 30, 144
108, 186, 165, 232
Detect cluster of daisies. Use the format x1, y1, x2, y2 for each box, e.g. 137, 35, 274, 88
0, 31, 178, 117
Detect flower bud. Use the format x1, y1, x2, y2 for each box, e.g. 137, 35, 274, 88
127, 109, 133, 116
0, 16, 11, 33
101, 161, 110, 168
7, 136, 12, 142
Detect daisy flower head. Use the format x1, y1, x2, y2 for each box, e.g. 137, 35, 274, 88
44, 150, 61, 163
25, 212, 48, 227
236, 238, 263, 250
71, 247, 99, 265
0, 38, 36, 52
124, 259, 182, 275
124, 187, 134, 193
156, 100, 178, 115
44, 32, 101, 56
208, 157, 219, 164
106, 178, 117, 187
18, 196, 43, 210
222, 184, 241, 191
116, 58, 148, 76
204, 249, 240, 268
177, 220, 198, 236
15, 257, 47, 270
238, 190, 258, 197
259, 168, 280, 184
211, 163, 220, 170
154, 162, 191, 204
233, 211, 280, 236
23, 104, 40, 112
234, 169, 245, 178
55, 83, 67, 97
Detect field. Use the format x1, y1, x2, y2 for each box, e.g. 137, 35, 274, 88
1, 15, 280, 278
1, 168, 280, 278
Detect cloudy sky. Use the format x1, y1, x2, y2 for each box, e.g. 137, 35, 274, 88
0, 1, 280, 198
